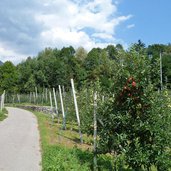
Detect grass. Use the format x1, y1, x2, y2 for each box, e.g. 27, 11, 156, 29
17, 105, 164, 171
0, 108, 8, 121
33, 111, 113, 171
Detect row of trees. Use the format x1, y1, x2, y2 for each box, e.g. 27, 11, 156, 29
0, 40, 171, 94
96, 51, 171, 170
0, 41, 171, 170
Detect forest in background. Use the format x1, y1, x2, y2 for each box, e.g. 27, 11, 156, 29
0, 40, 171, 94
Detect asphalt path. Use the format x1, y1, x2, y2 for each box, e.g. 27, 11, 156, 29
0, 107, 41, 171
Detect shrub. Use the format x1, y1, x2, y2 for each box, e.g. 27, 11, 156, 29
97, 51, 171, 170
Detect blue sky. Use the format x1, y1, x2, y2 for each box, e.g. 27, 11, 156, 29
0, 0, 170, 63
116, 0, 171, 46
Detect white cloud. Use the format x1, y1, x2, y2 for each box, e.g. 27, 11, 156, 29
127, 24, 135, 29
0, 0, 132, 64
36, 0, 132, 48
92, 33, 114, 40
0, 43, 28, 64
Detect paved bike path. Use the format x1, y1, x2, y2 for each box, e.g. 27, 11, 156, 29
0, 107, 41, 171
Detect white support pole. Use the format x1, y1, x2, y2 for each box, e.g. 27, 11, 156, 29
49, 91, 53, 112
12, 95, 15, 104
93, 91, 98, 170
71, 78, 83, 143
35, 87, 38, 99
2, 90, 5, 109
0, 95, 2, 111
102, 95, 105, 103
62, 85, 69, 117
166, 76, 168, 89
160, 52, 163, 90
62, 86, 66, 105
49, 91, 54, 122
0, 91, 5, 111
59, 85, 66, 129
45, 88, 48, 103
30, 92, 32, 103
53, 88, 59, 118
5, 93, 7, 104
42, 88, 45, 105
33, 92, 36, 104
62, 86, 66, 98
1, 96, 3, 111
17, 94, 20, 103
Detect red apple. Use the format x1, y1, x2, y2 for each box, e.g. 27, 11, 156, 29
132, 81, 136, 87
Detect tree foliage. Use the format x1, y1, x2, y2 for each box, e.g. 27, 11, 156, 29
0, 61, 18, 93
97, 50, 171, 170
0, 42, 168, 94
1, 42, 171, 170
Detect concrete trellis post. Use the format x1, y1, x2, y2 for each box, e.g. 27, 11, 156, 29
62, 85, 69, 118
53, 88, 59, 119
93, 91, 98, 170
35, 87, 38, 99
45, 88, 48, 103
49, 91, 54, 122
62, 86, 66, 98
160, 52, 163, 90
1, 95, 3, 111
0, 91, 5, 111
12, 95, 15, 104
5, 93, 7, 104
33, 92, 36, 104
42, 89, 45, 105
71, 78, 83, 144
3, 90, 5, 109
102, 95, 105, 103
17, 94, 20, 103
49, 91, 53, 112
59, 85, 66, 129
0, 95, 2, 111
30, 92, 32, 103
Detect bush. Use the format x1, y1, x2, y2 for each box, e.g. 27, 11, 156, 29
97, 51, 171, 170
0, 108, 8, 121
42, 145, 113, 171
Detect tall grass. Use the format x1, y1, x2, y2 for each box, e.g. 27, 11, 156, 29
33, 111, 113, 171
0, 108, 8, 121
